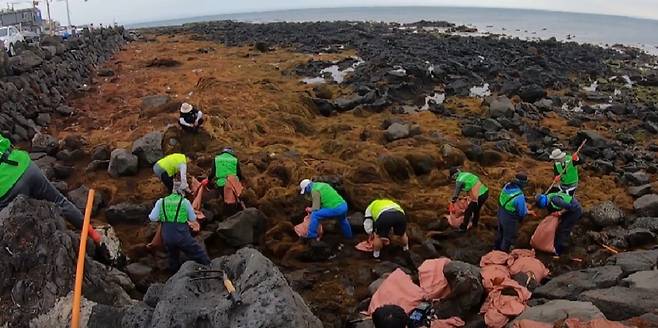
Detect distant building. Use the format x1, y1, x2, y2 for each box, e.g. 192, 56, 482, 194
0, 7, 43, 33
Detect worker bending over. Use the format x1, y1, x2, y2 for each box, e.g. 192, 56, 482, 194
450, 168, 489, 231
206, 147, 244, 215
495, 173, 534, 252
536, 192, 583, 255
148, 181, 210, 273
299, 179, 352, 240
179, 103, 204, 133
0, 134, 111, 262
153, 153, 190, 194
549, 148, 581, 196
363, 199, 409, 259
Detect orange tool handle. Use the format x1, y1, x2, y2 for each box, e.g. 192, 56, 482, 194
71, 189, 95, 328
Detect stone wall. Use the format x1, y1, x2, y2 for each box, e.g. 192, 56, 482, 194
0, 28, 126, 142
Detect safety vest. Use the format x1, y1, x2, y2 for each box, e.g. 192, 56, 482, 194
0, 135, 31, 198
547, 192, 573, 211
456, 172, 488, 196
555, 154, 578, 185
366, 199, 405, 221
312, 182, 345, 209
156, 153, 187, 177
214, 152, 238, 187
158, 194, 189, 224
499, 186, 523, 213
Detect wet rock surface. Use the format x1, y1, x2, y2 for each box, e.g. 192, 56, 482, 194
0, 197, 133, 327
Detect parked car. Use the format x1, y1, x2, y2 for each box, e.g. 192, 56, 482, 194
0, 26, 25, 56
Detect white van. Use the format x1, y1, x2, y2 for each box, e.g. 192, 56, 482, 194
0, 26, 25, 56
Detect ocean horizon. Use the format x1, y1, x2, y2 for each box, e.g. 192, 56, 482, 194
127, 6, 658, 55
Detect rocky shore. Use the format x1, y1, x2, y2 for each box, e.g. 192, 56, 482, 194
1, 20, 657, 327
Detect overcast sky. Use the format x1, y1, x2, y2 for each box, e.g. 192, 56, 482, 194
4, 0, 658, 25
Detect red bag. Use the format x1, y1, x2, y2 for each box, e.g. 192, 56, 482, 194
530, 214, 559, 254
445, 198, 469, 228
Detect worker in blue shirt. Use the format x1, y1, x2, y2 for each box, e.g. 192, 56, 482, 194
494, 173, 536, 252
148, 182, 210, 273
536, 192, 583, 255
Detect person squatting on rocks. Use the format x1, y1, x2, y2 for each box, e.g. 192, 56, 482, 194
549, 148, 581, 196
153, 153, 190, 194
299, 179, 352, 240
204, 147, 244, 216
372, 304, 408, 328
148, 181, 210, 273
449, 168, 489, 232
178, 102, 204, 133
0, 134, 111, 263
363, 199, 409, 259
494, 173, 535, 252
535, 191, 583, 255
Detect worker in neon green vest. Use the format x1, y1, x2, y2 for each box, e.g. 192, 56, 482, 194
153, 153, 190, 194
206, 147, 244, 215
363, 199, 408, 259
535, 191, 583, 255
494, 173, 536, 252
0, 133, 111, 263
549, 148, 581, 196
449, 167, 489, 231
299, 179, 352, 240
148, 181, 210, 273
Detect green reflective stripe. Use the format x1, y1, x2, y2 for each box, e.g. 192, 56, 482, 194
547, 192, 573, 210
158, 194, 188, 223
214, 153, 238, 187
0, 149, 31, 198
499, 189, 522, 213
456, 172, 488, 196
555, 154, 578, 185
156, 154, 186, 177
313, 182, 345, 209
368, 199, 404, 221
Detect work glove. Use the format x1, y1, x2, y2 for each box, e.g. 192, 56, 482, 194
95, 242, 112, 266
180, 182, 191, 194
527, 210, 538, 218
200, 178, 210, 187
572, 153, 580, 161
305, 207, 313, 213
553, 175, 561, 183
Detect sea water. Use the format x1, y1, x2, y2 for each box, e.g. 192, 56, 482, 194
128, 6, 658, 55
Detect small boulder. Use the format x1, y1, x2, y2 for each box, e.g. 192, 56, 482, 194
384, 123, 410, 142
533, 266, 623, 300
97, 68, 115, 77
589, 201, 624, 227
625, 228, 656, 247
131, 131, 164, 166
31, 133, 59, 154
622, 271, 658, 291
55, 105, 75, 116
623, 171, 650, 186
517, 84, 546, 103
579, 286, 658, 321
378, 155, 411, 181
216, 208, 266, 247
634, 194, 658, 217
108, 149, 138, 177
125, 263, 153, 286
628, 184, 653, 198
404, 153, 436, 176
68, 185, 104, 215
92, 144, 111, 161
606, 249, 658, 274
512, 300, 604, 325
629, 217, 658, 232
442, 144, 466, 167
105, 203, 151, 225
8, 50, 43, 72
487, 96, 515, 118
443, 261, 484, 311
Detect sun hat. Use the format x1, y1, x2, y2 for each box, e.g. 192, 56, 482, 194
549, 149, 566, 160
180, 102, 193, 114
299, 179, 312, 194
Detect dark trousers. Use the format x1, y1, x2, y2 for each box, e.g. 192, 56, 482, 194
554, 209, 582, 255
162, 223, 210, 273
179, 118, 204, 133
494, 208, 520, 252
160, 172, 174, 194
0, 163, 84, 228
461, 191, 489, 230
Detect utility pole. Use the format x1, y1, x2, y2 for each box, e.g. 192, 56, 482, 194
64, 0, 71, 33
45, 0, 53, 35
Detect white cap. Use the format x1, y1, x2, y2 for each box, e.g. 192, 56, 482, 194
180, 102, 193, 113
549, 149, 566, 160
299, 179, 312, 194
